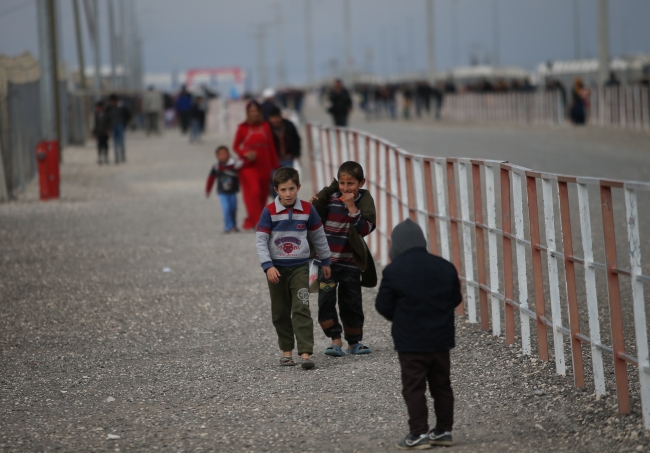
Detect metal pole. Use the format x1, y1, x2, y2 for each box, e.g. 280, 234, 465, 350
108, 0, 117, 89
275, 4, 286, 87
426, 0, 435, 82
37, 0, 56, 141
452, 0, 459, 67
48, 0, 62, 159
120, 0, 129, 91
92, 0, 101, 95
304, 0, 313, 86
598, 0, 610, 88
573, 0, 581, 59
492, 0, 499, 66
343, 0, 351, 84
253, 25, 268, 92
72, 0, 87, 91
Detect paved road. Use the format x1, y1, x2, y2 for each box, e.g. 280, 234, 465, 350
307, 108, 650, 182
1, 130, 648, 452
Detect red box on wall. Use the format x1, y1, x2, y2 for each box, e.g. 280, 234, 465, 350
36, 141, 59, 200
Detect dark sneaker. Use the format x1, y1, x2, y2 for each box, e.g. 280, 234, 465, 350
396, 434, 431, 450
300, 357, 315, 370
429, 429, 452, 446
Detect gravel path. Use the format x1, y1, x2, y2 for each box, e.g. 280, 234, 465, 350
1, 130, 648, 452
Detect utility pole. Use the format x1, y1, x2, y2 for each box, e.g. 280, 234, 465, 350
92, 0, 101, 95
275, 4, 286, 87
343, 0, 352, 85
598, 0, 609, 87
573, 0, 581, 60
252, 24, 269, 92
492, 0, 499, 66
72, 0, 87, 92
108, 0, 118, 89
426, 0, 435, 82
451, 0, 459, 67
304, 0, 314, 86
120, 0, 129, 91
36, 0, 57, 141
47, 0, 62, 159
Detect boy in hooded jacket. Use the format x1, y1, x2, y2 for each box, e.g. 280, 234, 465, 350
375, 219, 462, 450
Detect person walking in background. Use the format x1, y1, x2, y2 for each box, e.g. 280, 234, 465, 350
569, 77, 588, 126
375, 219, 461, 450
175, 85, 193, 134
327, 79, 352, 127
267, 106, 301, 168
189, 96, 204, 144
205, 145, 243, 233
92, 101, 110, 165
261, 88, 278, 121
233, 100, 280, 230
143, 85, 163, 136
106, 94, 131, 164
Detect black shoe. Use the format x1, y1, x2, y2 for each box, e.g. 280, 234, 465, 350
300, 357, 315, 370
396, 434, 431, 450
428, 429, 452, 446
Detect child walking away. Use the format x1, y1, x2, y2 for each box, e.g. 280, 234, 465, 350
205, 146, 243, 233
375, 219, 462, 450
256, 167, 332, 369
311, 161, 377, 357
93, 101, 110, 165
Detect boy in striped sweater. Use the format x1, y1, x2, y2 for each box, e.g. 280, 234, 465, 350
311, 161, 377, 357
256, 167, 332, 369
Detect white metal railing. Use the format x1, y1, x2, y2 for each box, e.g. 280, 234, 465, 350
307, 122, 650, 429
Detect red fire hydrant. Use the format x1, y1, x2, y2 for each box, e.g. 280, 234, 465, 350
36, 141, 60, 200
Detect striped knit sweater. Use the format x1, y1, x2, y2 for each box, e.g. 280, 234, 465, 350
319, 190, 375, 271
256, 197, 332, 271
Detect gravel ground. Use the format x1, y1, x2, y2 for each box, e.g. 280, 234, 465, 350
1, 130, 648, 452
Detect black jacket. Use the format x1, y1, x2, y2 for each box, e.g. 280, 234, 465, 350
328, 89, 352, 118
270, 118, 301, 159
375, 247, 462, 352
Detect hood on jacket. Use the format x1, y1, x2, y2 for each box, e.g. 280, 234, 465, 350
389, 218, 427, 262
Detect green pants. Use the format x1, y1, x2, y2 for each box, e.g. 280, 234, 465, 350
267, 263, 313, 355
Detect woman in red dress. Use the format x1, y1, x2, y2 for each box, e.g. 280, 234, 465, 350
233, 101, 280, 230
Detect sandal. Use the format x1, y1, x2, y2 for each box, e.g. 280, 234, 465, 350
301, 357, 315, 370
324, 344, 346, 357
280, 356, 296, 366
346, 343, 372, 355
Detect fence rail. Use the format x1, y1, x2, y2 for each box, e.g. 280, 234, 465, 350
307, 122, 650, 429
440, 91, 564, 125
590, 86, 650, 131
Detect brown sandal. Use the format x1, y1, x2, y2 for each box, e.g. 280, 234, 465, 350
280, 356, 296, 366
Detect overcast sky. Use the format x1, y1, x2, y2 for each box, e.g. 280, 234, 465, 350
1, 0, 649, 87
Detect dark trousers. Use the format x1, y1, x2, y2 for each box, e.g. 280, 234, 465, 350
398, 350, 454, 435
318, 267, 364, 344
96, 136, 109, 162
332, 115, 348, 127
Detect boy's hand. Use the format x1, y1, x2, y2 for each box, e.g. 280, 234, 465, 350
340, 193, 358, 214
321, 265, 331, 280
309, 195, 318, 203
267, 267, 281, 284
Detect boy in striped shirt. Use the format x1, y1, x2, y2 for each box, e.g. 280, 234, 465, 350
256, 167, 332, 369
311, 161, 377, 357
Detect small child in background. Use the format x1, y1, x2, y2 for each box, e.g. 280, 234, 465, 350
205, 146, 243, 233
375, 219, 462, 450
93, 101, 110, 165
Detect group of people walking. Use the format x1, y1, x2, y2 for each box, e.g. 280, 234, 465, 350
92, 94, 131, 165
204, 97, 462, 449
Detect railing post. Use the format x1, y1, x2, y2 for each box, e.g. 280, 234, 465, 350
485, 164, 501, 336
458, 160, 477, 323
526, 174, 550, 361
624, 184, 650, 429
378, 142, 388, 266
541, 175, 566, 376
434, 159, 450, 261
424, 160, 439, 256
501, 167, 515, 345
600, 182, 630, 414
511, 171, 531, 355
446, 160, 464, 316
576, 180, 606, 395
472, 162, 490, 331
558, 178, 586, 388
